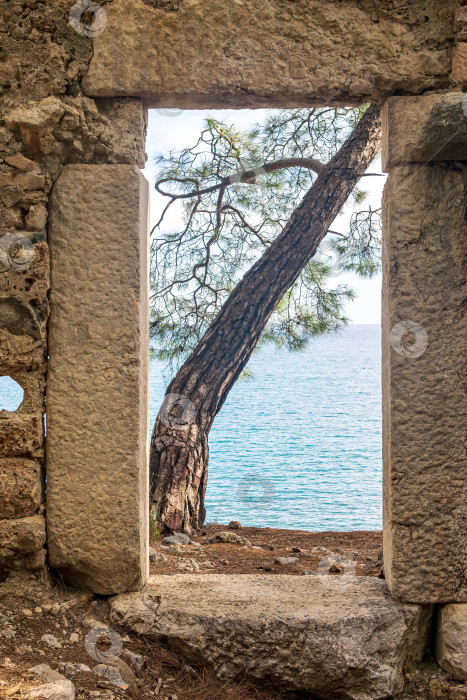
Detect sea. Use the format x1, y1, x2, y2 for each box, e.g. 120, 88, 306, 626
0, 324, 382, 532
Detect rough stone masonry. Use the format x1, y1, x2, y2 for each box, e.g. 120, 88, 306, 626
0, 0, 465, 666
0, 0, 466, 695
0, 0, 147, 581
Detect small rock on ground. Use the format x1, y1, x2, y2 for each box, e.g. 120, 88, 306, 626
30, 680, 75, 700
162, 534, 193, 546
275, 557, 298, 566
206, 531, 252, 547
40, 635, 62, 649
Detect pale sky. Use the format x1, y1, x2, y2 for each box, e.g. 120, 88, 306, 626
143, 109, 385, 325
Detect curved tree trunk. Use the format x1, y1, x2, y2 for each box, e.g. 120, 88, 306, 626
150, 104, 382, 533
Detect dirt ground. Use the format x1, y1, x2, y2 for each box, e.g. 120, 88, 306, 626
149, 523, 384, 578
0, 524, 465, 700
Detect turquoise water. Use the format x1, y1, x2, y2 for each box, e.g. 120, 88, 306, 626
149, 324, 382, 531
0, 324, 382, 531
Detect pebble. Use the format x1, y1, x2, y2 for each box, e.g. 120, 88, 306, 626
206, 531, 252, 547
121, 649, 144, 673
292, 547, 303, 553
93, 664, 127, 689
302, 570, 315, 576
41, 634, 62, 649
162, 534, 193, 546
167, 546, 183, 556
177, 558, 199, 571
35, 607, 43, 614
312, 546, 331, 555
15, 644, 33, 655
22, 608, 33, 617
57, 662, 91, 677
69, 632, 80, 643
228, 521, 241, 529
30, 680, 75, 700
221, 559, 229, 565
150, 551, 167, 564
0, 628, 15, 640
259, 543, 275, 551
275, 557, 298, 566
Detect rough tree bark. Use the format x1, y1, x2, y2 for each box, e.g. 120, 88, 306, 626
150, 104, 382, 533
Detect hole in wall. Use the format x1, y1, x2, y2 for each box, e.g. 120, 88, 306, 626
0, 376, 24, 412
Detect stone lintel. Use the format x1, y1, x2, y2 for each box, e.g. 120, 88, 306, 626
47, 164, 149, 595
82, 0, 455, 107
382, 93, 467, 171
382, 164, 467, 603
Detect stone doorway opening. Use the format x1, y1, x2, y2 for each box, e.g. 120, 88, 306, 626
145, 107, 385, 534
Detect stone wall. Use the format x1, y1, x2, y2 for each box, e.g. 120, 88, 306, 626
0, 0, 146, 580
0, 0, 466, 605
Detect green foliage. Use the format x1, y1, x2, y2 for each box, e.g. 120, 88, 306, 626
150, 107, 382, 370
149, 509, 161, 541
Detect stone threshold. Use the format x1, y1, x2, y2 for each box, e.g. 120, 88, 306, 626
110, 574, 432, 700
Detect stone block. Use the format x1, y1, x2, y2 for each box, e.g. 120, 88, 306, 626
0, 414, 43, 457
0, 239, 49, 373
382, 94, 467, 170
82, 0, 455, 107
47, 164, 149, 595
111, 575, 432, 699
436, 604, 467, 681
0, 514, 46, 555
382, 165, 467, 603
0, 458, 43, 518
453, 43, 467, 83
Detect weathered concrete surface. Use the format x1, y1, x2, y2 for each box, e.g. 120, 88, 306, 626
0, 458, 43, 518
382, 94, 467, 171
437, 604, 467, 682
111, 574, 432, 700
47, 165, 150, 595
83, 0, 455, 107
382, 163, 467, 603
